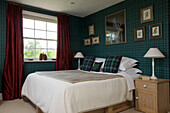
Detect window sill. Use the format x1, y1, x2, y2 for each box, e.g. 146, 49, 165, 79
24, 60, 56, 63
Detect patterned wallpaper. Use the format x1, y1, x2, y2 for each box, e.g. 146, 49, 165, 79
82, 0, 170, 79
0, 0, 7, 93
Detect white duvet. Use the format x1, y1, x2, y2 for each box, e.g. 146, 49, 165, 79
22, 70, 134, 113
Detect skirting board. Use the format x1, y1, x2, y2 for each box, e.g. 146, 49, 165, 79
0, 93, 2, 100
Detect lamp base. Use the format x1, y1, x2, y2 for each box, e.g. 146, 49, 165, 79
150, 76, 157, 80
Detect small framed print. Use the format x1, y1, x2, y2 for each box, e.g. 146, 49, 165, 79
92, 36, 100, 45
140, 5, 154, 24
89, 24, 95, 36
149, 22, 162, 40
84, 38, 91, 46
134, 26, 145, 41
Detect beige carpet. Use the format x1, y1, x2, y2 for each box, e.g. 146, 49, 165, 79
0, 99, 142, 113
0, 99, 35, 113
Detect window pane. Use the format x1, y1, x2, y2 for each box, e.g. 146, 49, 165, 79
24, 39, 35, 49
48, 41, 56, 49
35, 20, 46, 30
36, 40, 47, 48
23, 17, 58, 59
47, 22, 57, 31
36, 49, 47, 58
23, 29, 34, 38
23, 18, 34, 29
47, 31, 57, 40
47, 50, 56, 58
24, 49, 35, 58
35, 30, 46, 39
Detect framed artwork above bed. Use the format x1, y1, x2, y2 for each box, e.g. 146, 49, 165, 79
105, 9, 126, 45
84, 38, 91, 46
89, 24, 95, 36
92, 36, 100, 45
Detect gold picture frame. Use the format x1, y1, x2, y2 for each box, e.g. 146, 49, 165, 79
84, 38, 91, 46
89, 24, 95, 36
140, 5, 154, 24
105, 9, 126, 45
149, 22, 162, 40
92, 36, 100, 45
134, 26, 145, 42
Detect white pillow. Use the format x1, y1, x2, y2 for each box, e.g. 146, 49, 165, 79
120, 68, 142, 75
119, 57, 138, 71
92, 58, 106, 72
130, 74, 140, 79
94, 58, 106, 68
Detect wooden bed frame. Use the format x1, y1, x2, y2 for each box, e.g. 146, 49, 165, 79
23, 96, 134, 113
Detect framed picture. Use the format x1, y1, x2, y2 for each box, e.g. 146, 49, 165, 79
149, 22, 162, 40
84, 38, 91, 46
140, 5, 154, 24
105, 9, 126, 45
89, 24, 95, 36
134, 26, 145, 41
92, 36, 100, 45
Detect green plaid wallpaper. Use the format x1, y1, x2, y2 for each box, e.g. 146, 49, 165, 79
82, 0, 170, 79
0, 0, 7, 93
70, 16, 83, 69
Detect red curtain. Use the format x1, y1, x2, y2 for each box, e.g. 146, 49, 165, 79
56, 14, 72, 70
3, 3, 24, 100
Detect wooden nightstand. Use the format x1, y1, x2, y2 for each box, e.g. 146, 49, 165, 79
134, 78, 170, 113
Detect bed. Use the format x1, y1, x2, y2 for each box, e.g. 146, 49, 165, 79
22, 69, 135, 113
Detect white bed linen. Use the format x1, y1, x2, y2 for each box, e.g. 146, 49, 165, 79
22, 70, 134, 113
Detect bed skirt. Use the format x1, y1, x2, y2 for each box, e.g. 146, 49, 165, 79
23, 96, 134, 113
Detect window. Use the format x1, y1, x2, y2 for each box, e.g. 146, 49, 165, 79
23, 11, 57, 60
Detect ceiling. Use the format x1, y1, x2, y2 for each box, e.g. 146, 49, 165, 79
7, 0, 124, 17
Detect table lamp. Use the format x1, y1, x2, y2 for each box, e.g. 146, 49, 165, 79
74, 52, 84, 69
144, 48, 165, 79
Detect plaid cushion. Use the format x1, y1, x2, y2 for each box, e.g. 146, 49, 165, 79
91, 62, 103, 72
103, 56, 122, 73
80, 56, 95, 71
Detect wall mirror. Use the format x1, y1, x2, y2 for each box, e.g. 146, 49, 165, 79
105, 9, 126, 45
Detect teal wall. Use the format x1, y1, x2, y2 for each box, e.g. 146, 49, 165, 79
82, 0, 170, 79
0, 0, 7, 93
0, 0, 82, 92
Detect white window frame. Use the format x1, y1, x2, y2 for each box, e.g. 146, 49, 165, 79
23, 10, 57, 61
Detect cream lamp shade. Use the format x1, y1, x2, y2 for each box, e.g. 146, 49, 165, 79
74, 52, 84, 58
144, 48, 165, 80
144, 48, 165, 58
74, 52, 84, 69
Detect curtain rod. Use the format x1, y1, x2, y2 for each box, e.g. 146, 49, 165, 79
8, 1, 21, 6
7, 1, 69, 16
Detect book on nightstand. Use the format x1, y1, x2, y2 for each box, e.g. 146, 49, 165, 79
139, 75, 150, 80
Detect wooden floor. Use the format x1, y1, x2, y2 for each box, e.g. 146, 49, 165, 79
0, 99, 143, 113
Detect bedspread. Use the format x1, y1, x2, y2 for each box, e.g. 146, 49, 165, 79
22, 70, 133, 113
35, 70, 123, 83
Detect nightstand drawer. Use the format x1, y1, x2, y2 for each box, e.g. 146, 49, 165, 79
135, 81, 156, 92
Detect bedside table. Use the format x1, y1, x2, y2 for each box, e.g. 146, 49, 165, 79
134, 79, 170, 113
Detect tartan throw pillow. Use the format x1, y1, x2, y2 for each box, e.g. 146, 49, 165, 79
91, 62, 103, 72
103, 56, 122, 73
80, 56, 95, 71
